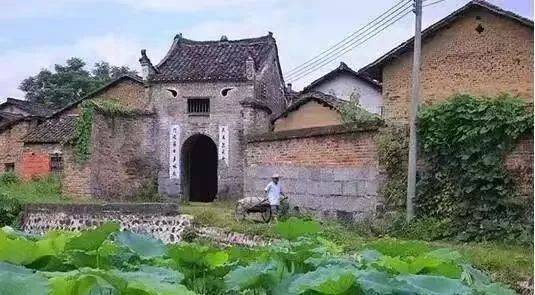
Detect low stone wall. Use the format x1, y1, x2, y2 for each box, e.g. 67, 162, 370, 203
245, 125, 383, 221
21, 203, 192, 243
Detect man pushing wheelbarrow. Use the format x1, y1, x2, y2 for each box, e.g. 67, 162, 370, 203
235, 173, 287, 223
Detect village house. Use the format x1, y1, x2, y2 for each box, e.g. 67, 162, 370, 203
0, 0, 532, 220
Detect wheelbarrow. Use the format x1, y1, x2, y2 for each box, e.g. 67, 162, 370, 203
234, 196, 288, 223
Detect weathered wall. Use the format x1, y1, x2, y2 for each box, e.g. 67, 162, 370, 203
255, 50, 287, 114
0, 120, 29, 174
504, 137, 533, 198
310, 72, 383, 114
90, 112, 158, 200
150, 81, 254, 200
21, 203, 191, 243
245, 125, 382, 220
21, 143, 60, 180
382, 8, 533, 123
273, 101, 342, 132
61, 146, 92, 197
93, 79, 148, 110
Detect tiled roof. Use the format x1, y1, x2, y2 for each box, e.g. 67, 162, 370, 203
303, 62, 381, 92
358, 0, 534, 81
151, 33, 276, 82
1, 98, 56, 117
273, 91, 347, 123
0, 111, 26, 131
23, 116, 78, 144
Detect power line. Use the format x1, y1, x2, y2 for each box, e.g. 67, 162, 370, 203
423, 0, 447, 8
287, 8, 412, 83
284, 0, 412, 77
286, 4, 413, 80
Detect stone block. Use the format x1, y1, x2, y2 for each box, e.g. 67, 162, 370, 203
342, 181, 358, 196
333, 168, 357, 181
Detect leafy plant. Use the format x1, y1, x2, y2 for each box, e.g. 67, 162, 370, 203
417, 95, 533, 244
0, 220, 519, 294
0, 172, 20, 185
0, 193, 22, 227
339, 100, 384, 126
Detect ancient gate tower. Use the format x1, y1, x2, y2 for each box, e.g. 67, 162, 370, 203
139, 33, 286, 201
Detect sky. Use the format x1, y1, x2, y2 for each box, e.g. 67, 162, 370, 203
0, 0, 532, 101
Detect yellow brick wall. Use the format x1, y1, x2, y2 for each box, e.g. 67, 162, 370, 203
382, 8, 533, 123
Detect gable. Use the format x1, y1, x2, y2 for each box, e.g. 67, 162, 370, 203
359, 1, 534, 81
273, 100, 342, 132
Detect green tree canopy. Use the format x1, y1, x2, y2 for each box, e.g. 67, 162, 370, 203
19, 57, 137, 108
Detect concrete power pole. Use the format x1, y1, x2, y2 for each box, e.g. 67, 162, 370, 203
406, 0, 423, 221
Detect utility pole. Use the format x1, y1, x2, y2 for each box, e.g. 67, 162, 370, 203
406, 0, 422, 221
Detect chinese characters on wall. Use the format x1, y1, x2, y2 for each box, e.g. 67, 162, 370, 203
169, 125, 180, 179
218, 125, 229, 166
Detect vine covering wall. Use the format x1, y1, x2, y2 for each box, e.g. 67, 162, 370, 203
416, 95, 533, 243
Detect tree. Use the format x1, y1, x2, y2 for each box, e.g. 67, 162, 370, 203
19, 58, 137, 108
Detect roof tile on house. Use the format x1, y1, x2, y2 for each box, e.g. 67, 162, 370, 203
358, 0, 534, 81
1, 98, 56, 117
303, 62, 381, 92
151, 34, 276, 82
23, 116, 78, 144
273, 91, 347, 123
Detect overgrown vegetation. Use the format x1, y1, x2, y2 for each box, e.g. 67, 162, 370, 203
417, 94, 533, 244
182, 201, 532, 289
0, 218, 520, 295
73, 99, 150, 163
0, 174, 69, 204
375, 127, 408, 210
338, 100, 383, 126
0, 194, 22, 227
73, 101, 94, 163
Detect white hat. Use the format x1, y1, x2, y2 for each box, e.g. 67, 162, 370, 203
272, 173, 280, 178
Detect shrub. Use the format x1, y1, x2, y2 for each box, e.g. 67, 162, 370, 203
339, 100, 384, 126
417, 94, 533, 244
0, 193, 22, 227
0, 172, 20, 185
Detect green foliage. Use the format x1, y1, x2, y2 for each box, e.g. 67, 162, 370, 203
0, 175, 69, 204
19, 57, 137, 108
73, 101, 94, 163
0, 220, 519, 295
338, 100, 384, 126
0, 172, 20, 185
375, 127, 409, 209
417, 95, 533, 244
275, 217, 321, 241
0, 194, 22, 227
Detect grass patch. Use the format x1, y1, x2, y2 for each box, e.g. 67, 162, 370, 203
180, 201, 533, 288
0, 175, 73, 204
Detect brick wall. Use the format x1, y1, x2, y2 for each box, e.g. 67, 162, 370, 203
382, 8, 533, 123
21, 144, 59, 180
0, 120, 29, 174
89, 112, 158, 200
245, 125, 382, 220
62, 146, 91, 197
94, 79, 148, 110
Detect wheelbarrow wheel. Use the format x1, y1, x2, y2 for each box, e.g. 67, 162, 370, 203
261, 206, 272, 223
235, 203, 246, 221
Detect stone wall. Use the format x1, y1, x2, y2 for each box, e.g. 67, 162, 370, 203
150, 81, 254, 200
0, 120, 29, 174
90, 112, 158, 200
21, 143, 61, 180
21, 203, 191, 243
382, 8, 533, 123
245, 125, 382, 220
62, 146, 92, 197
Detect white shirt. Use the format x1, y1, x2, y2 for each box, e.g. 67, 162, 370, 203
264, 181, 282, 205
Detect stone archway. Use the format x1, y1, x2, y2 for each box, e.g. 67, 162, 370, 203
181, 134, 218, 202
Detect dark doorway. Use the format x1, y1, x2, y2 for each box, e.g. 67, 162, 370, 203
182, 134, 218, 202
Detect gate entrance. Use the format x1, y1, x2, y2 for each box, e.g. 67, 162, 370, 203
181, 134, 218, 202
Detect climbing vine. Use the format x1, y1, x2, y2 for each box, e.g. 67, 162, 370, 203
73, 101, 94, 163
339, 100, 383, 126
375, 126, 408, 210
73, 99, 145, 163
416, 94, 533, 243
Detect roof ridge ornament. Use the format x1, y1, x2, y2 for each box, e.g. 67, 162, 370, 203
245, 54, 255, 81
139, 49, 156, 81
174, 33, 183, 40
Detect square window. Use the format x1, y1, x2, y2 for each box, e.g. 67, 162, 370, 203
50, 154, 63, 173
187, 98, 210, 115
4, 163, 14, 172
